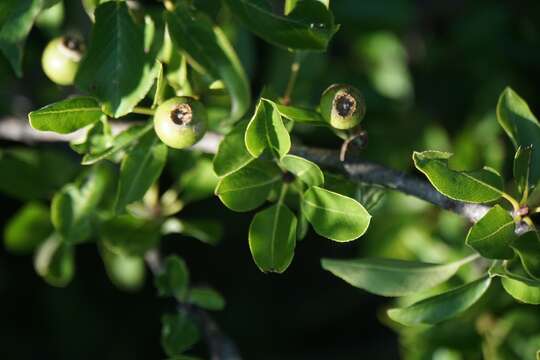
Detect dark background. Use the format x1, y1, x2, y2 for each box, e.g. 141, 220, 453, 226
2, 0, 540, 359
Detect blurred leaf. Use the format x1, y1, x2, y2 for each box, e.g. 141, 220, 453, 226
34, 234, 74, 287
161, 312, 200, 357
281, 154, 324, 187
387, 276, 492, 326
29, 96, 103, 134
178, 156, 218, 203
514, 145, 533, 199
82, 122, 153, 165
4, 202, 52, 254
0, 0, 43, 76
166, 2, 250, 123
497, 87, 540, 187
224, 0, 339, 50
101, 214, 160, 256
115, 131, 167, 212
245, 99, 290, 158
302, 186, 371, 242
413, 151, 504, 203
187, 287, 225, 311
215, 159, 281, 212
52, 163, 112, 243
35, 0, 64, 35
355, 32, 412, 100
162, 218, 223, 246
321, 255, 478, 297
75, 1, 159, 117
249, 203, 297, 273
100, 244, 145, 291
213, 119, 254, 176
155, 255, 189, 300
465, 205, 516, 259
512, 231, 540, 280
0, 147, 77, 200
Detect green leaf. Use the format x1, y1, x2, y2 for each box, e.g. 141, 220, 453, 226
81, 122, 153, 165
29, 97, 103, 134
387, 276, 492, 326
281, 154, 324, 187
249, 203, 297, 273
161, 312, 200, 357
4, 202, 52, 254
514, 145, 534, 198
70, 118, 113, 155
0, 0, 43, 76
155, 255, 189, 300
512, 231, 540, 280
152, 61, 166, 108
115, 131, 167, 212
321, 255, 478, 297
215, 160, 282, 212
162, 218, 223, 246
178, 156, 218, 204
213, 119, 254, 177
187, 287, 226, 311
34, 234, 75, 287
465, 205, 516, 259
245, 99, 291, 159
413, 151, 504, 203
75, 1, 159, 117
101, 214, 160, 257
224, 0, 339, 51
0, 148, 77, 200
100, 245, 146, 291
52, 164, 112, 243
166, 2, 250, 123
500, 273, 540, 305
302, 186, 371, 242
497, 87, 540, 187
275, 103, 326, 125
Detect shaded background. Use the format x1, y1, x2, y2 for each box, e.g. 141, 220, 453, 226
2, 0, 540, 359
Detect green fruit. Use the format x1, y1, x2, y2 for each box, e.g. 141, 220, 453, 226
41, 36, 84, 86
153, 97, 208, 149
320, 84, 366, 129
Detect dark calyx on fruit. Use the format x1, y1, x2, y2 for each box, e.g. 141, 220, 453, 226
171, 104, 193, 126
334, 93, 356, 117
62, 36, 82, 52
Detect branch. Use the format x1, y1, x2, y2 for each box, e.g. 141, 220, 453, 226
0, 117, 530, 230
145, 249, 242, 360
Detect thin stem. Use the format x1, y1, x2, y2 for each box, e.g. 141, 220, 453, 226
502, 193, 521, 214
523, 216, 535, 229
132, 107, 155, 116
281, 53, 302, 105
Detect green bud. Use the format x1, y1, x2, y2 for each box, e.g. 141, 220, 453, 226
320, 84, 366, 129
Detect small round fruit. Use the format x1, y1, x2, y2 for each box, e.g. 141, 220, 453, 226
153, 97, 208, 149
320, 84, 366, 130
41, 35, 84, 86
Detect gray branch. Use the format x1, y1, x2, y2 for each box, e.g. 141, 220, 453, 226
0, 117, 498, 223
145, 250, 242, 360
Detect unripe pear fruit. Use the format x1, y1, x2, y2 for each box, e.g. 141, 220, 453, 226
320, 84, 366, 129
153, 97, 208, 149
41, 35, 84, 86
